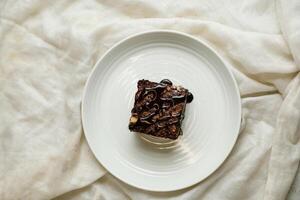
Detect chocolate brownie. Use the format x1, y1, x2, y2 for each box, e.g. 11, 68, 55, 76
128, 79, 193, 140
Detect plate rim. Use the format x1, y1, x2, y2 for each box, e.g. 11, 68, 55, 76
81, 29, 242, 192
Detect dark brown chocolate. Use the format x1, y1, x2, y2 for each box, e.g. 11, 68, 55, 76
129, 79, 193, 140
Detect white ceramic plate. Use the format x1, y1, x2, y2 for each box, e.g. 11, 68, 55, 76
82, 30, 241, 192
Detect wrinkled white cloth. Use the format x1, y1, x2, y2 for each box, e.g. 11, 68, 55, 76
0, 0, 299, 200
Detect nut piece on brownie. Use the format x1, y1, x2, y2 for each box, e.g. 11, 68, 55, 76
128, 79, 193, 140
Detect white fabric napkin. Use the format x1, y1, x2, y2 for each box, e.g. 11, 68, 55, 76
0, 0, 299, 199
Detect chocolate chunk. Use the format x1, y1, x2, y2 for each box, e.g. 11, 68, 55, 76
187, 92, 194, 103
160, 79, 173, 85
128, 79, 193, 140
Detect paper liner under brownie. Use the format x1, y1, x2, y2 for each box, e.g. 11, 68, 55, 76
129, 79, 193, 140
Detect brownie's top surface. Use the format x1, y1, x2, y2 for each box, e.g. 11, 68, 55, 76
129, 79, 193, 140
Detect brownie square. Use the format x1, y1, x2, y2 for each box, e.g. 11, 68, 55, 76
129, 79, 193, 140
